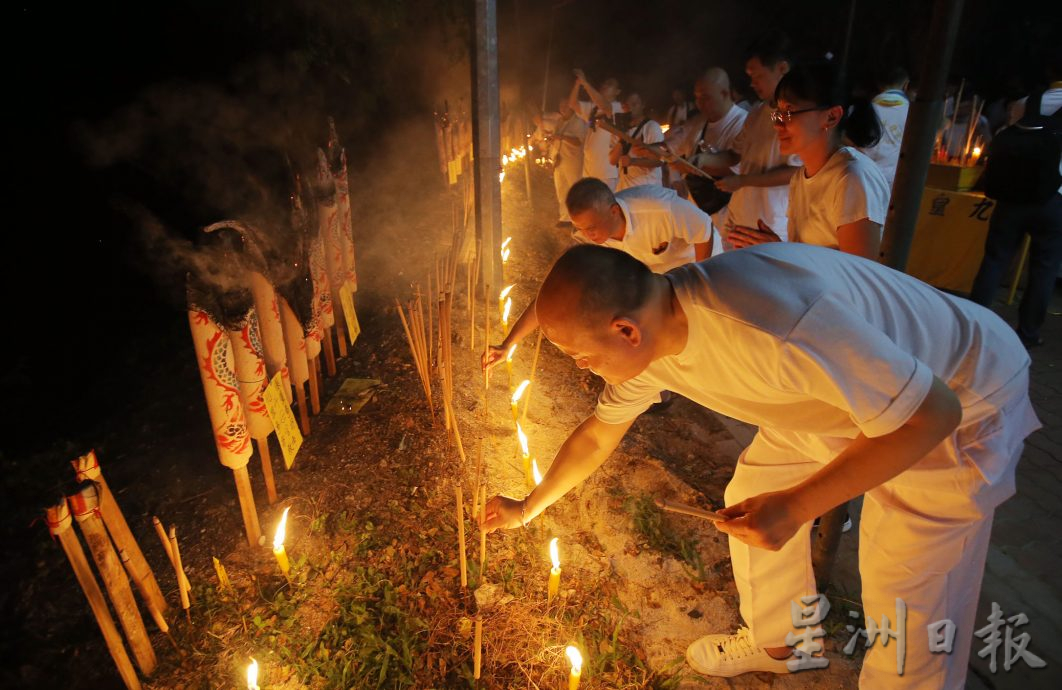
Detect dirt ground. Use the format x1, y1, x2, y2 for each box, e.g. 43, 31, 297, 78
3, 126, 864, 689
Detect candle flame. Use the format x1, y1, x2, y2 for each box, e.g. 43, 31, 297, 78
499, 171, 505, 183
501, 247, 511, 263
502, 154, 509, 165
565, 645, 582, 674
502, 297, 512, 323
549, 537, 560, 569
506, 343, 518, 362
499, 284, 514, 301
501, 237, 513, 251
273, 506, 290, 550
972, 146, 981, 156
660, 123, 670, 134
511, 379, 530, 404
516, 422, 529, 457
532, 458, 543, 485
247, 658, 259, 690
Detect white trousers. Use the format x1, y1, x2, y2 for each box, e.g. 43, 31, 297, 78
553, 159, 582, 222
723, 373, 1036, 689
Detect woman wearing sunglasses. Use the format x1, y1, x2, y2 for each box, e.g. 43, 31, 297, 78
728, 64, 890, 259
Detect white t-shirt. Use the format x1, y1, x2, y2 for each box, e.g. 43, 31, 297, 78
595, 243, 1037, 485
573, 185, 720, 272
859, 90, 910, 189
543, 111, 587, 174
577, 99, 624, 181
787, 147, 891, 249
618, 118, 665, 190
727, 102, 801, 240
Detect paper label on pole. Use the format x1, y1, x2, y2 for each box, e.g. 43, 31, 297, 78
448, 159, 459, 185
263, 373, 303, 469
340, 284, 361, 346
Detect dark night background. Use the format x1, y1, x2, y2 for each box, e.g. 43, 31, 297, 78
2, 0, 1060, 686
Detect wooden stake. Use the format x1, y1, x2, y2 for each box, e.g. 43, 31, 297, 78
232, 465, 262, 547
69, 485, 156, 675
47, 501, 141, 690
455, 486, 468, 588
118, 548, 172, 638
307, 354, 321, 414
521, 329, 544, 423
151, 516, 185, 592
473, 614, 483, 679
73, 452, 167, 616
256, 438, 278, 505
322, 325, 337, 376
295, 385, 311, 435
168, 526, 191, 624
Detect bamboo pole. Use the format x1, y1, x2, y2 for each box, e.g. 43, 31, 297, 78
232, 465, 262, 548
47, 501, 141, 690
152, 517, 190, 595
473, 614, 483, 679
168, 526, 191, 624
117, 548, 174, 643
256, 438, 278, 505
479, 485, 487, 574
69, 484, 156, 675
72, 451, 167, 616
322, 325, 337, 376
456, 486, 468, 588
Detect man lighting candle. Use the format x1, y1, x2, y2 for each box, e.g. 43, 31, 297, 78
481, 243, 1038, 688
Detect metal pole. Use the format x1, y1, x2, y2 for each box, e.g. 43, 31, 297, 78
472, 0, 503, 298
881, 0, 965, 270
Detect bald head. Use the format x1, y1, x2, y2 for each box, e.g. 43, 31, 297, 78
537, 245, 654, 338
694, 67, 734, 121
565, 177, 616, 216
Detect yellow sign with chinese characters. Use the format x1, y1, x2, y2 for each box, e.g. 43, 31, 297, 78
340, 284, 361, 346
263, 372, 303, 469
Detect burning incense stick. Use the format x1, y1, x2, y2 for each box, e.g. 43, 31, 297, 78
654, 498, 726, 522
46, 501, 142, 690
70, 484, 157, 674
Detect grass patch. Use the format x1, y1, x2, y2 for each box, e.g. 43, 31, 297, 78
624, 494, 707, 581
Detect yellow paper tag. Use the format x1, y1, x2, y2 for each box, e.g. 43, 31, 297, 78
448, 159, 458, 185
340, 284, 361, 346
263, 372, 303, 469
212, 556, 231, 591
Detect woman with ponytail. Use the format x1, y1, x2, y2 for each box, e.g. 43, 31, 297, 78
728, 63, 890, 259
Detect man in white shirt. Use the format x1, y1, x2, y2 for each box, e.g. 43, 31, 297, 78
858, 67, 910, 191
697, 32, 801, 243
667, 67, 749, 232
614, 92, 665, 191
543, 98, 588, 227
569, 69, 624, 191
481, 177, 719, 369
482, 243, 1038, 689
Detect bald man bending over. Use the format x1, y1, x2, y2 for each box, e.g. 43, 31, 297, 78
482, 177, 719, 372
481, 243, 1038, 688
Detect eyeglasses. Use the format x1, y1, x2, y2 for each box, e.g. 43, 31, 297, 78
770, 107, 826, 125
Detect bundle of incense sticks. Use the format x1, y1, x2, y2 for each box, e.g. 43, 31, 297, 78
437, 239, 467, 463
396, 289, 434, 421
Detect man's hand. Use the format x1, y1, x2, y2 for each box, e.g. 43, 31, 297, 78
480, 494, 525, 532
714, 174, 745, 193
728, 220, 782, 249
572, 68, 587, 85
618, 154, 632, 168
714, 489, 806, 551
481, 344, 507, 373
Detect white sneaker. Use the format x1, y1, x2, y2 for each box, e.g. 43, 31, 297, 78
685, 627, 792, 677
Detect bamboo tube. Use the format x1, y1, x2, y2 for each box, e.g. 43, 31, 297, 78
521, 329, 544, 423
307, 353, 321, 414
456, 486, 468, 588
277, 296, 311, 434
47, 501, 141, 690
248, 272, 292, 403
473, 615, 483, 679
168, 526, 191, 623
256, 438, 278, 504
72, 451, 167, 616
317, 147, 350, 360
69, 485, 156, 675
232, 465, 262, 547
152, 516, 190, 595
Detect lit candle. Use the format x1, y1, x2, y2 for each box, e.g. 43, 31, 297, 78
505, 343, 517, 387
532, 458, 543, 485
566, 645, 582, 690
511, 379, 530, 422
548, 537, 562, 603
247, 657, 260, 690
502, 297, 512, 330
498, 284, 514, 322
502, 154, 509, 166
971, 145, 982, 164
499, 171, 505, 183
516, 421, 534, 489
272, 506, 291, 580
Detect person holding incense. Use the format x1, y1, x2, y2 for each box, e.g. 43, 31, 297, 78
569, 69, 623, 191
481, 177, 719, 372
542, 97, 588, 229
612, 91, 666, 191
726, 63, 890, 260
481, 243, 1038, 688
